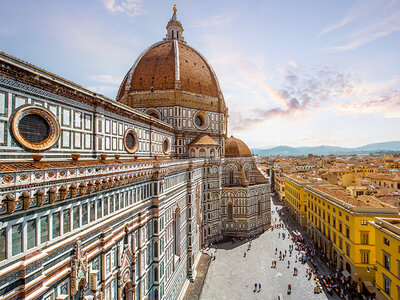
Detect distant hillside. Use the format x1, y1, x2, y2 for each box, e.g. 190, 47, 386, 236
252, 141, 400, 156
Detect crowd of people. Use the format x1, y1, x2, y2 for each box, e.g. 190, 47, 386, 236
278, 202, 376, 300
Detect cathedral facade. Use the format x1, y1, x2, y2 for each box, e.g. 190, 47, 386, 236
0, 8, 270, 300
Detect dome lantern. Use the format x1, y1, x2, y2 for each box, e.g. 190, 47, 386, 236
164, 5, 185, 43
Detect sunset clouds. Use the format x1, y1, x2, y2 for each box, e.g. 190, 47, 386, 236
0, 0, 399, 148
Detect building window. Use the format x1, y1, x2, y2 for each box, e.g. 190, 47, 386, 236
90, 201, 96, 222
384, 237, 390, 246
27, 219, 37, 250
40, 216, 49, 244
97, 199, 102, 219
227, 203, 233, 220
384, 276, 391, 296
0, 228, 6, 261
360, 251, 369, 264
346, 227, 350, 239
82, 203, 88, 226
73, 206, 80, 230
361, 232, 369, 245
173, 209, 180, 257
12, 224, 22, 256
384, 253, 390, 270
63, 209, 71, 234
103, 197, 108, 216
346, 243, 350, 256
11, 105, 60, 151
52, 212, 60, 239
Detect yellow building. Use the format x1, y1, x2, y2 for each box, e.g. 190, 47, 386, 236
370, 218, 400, 300
305, 184, 399, 292
274, 175, 286, 201
365, 173, 400, 190
350, 166, 379, 177
284, 174, 321, 227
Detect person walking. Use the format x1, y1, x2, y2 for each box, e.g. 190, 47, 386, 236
288, 261, 290, 268
254, 283, 257, 293
258, 283, 261, 292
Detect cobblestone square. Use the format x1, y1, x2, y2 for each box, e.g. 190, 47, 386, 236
200, 200, 333, 300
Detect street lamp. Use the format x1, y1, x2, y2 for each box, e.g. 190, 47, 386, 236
367, 266, 377, 272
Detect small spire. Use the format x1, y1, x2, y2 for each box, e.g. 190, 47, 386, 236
164, 5, 185, 42
172, 5, 177, 20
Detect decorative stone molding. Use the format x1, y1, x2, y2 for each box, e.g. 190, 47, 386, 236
70, 240, 88, 298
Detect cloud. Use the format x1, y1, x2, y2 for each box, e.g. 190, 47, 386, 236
319, 16, 354, 37
191, 13, 235, 27
319, 0, 400, 51
334, 89, 400, 117
229, 63, 357, 130
87, 85, 120, 96
102, 0, 144, 16
87, 74, 123, 85
87, 74, 123, 97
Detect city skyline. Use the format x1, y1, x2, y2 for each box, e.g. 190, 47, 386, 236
0, 0, 399, 148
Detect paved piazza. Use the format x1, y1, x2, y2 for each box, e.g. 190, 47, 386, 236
200, 199, 332, 300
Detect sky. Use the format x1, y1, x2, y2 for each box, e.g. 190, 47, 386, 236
0, 0, 399, 148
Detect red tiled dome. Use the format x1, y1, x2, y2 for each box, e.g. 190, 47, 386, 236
225, 136, 252, 158
117, 41, 220, 100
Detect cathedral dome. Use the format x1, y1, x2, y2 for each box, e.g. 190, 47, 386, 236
117, 41, 220, 100
225, 136, 252, 158
116, 7, 225, 110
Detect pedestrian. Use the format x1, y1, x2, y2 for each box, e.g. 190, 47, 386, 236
259, 283, 261, 292
288, 261, 290, 268
244, 252, 246, 258
254, 283, 257, 292
275, 248, 277, 255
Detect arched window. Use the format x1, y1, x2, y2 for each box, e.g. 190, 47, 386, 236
172, 30, 174, 39
190, 149, 195, 158
229, 170, 234, 185
258, 200, 261, 216
173, 209, 180, 256
199, 148, 206, 158
228, 202, 233, 220
210, 148, 215, 158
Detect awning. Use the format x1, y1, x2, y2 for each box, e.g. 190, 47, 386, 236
342, 270, 351, 278
363, 281, 376, 294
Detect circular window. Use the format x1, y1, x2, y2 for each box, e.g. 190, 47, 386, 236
124, 129, 138, 153
195, 116, 204, 127
193, 111, 209, 130
163, 138, 170, 154
12, 106, 59, 151
18, 114, 50, 144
